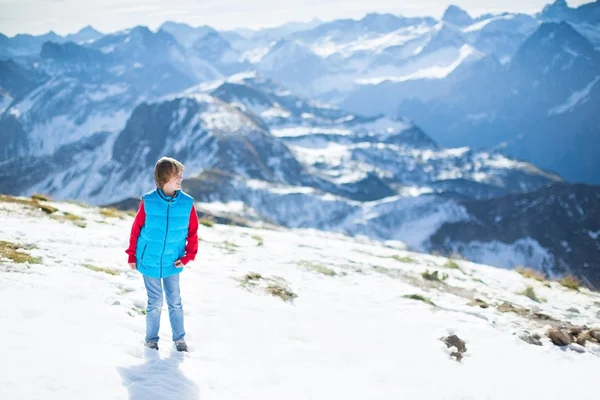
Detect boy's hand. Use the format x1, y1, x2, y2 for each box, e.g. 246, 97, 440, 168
174, 260, 184, 268
129, 263, 136, 270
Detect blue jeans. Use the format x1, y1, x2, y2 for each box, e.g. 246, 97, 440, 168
143, 274, 185, 343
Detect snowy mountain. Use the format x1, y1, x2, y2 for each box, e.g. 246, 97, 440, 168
0, 31, 62, 58
2, 193, 599, 399
539, 0, 600, 25
463, 13, 540, 62
256, 39, 330, 93
372, 21, 600, 185
442, 5, 474, 27
63, 25, 103, 44
159, 22, 217, 48
430, 182, 600, 289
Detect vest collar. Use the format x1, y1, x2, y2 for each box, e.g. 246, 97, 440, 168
156, 188, 180, 203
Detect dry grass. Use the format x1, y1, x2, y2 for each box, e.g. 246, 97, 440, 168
31, 193, 51, 202
99, 207, 127, 219
515, 266, 546, 282
51, 212, 87, 228
468, 298, 490, 309
251, 235, 264, 246
265, 285, 297, 302
444, 259, 462, 270
64, 200, 90, 208
520, 286, 542, 303
38, 203, 58, 214
421, 270, 448, 282
559, 275, 580, 291
0, 241, 41, 264
402, 294, 436, 306
199, 219, 215, 227
391, 255, 415, 263
298, 261, 336, 277
83, 264, 120, 276
241, 272, 263, 286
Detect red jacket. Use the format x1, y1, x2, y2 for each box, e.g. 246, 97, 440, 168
125, 201, 199, 265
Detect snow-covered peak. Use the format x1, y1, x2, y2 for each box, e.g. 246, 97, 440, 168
160, 21, 217, 48
64, 25, 103, 44
428, 22, 467, 48
539, 0, 572, 20
191, 31, 233, 61
512, 21, 599, 72
442, 5, 474, 27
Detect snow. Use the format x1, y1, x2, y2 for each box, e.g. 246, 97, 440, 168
200, 102, 255, 133
270, 126, 353, 137
563, 46, 580, 58
2, 198, 598, 399
309, 25, 431, 58
227, 70, 260, 84
86, 84, 129, 102
8, 107, 20, 118
240, 44, 275, 63
358, 116, 412, 133
27, 110, 130, 155
463, 15, 515, 33
448, 237, 556, 275
356, 45, 481, 85
0, 94, 13, 114
261, 107, 291, 119
548, 76, 600, 116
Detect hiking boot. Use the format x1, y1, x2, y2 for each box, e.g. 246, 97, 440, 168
144, 341, 159, 350
175, 340, 188, 352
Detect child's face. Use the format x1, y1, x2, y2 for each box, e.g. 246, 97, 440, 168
163, 170, 183, 193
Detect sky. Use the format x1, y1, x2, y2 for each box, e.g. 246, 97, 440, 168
0, 0, 595, 37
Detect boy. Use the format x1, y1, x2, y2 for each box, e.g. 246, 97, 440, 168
125, 157, 199, 352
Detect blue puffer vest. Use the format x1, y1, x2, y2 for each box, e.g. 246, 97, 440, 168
136, 188, 194, 278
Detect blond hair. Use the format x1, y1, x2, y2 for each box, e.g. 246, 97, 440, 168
154, 157, 184, 188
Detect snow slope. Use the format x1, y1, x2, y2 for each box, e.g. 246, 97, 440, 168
1, 196, 599, 399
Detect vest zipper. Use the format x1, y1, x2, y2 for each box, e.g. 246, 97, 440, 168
159, 200, 172, 278
140, 244, 147, 267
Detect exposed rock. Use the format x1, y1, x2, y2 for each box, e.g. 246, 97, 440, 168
468, 298, 489, 308
441, 334, 467, 361
576, 331, 592, 346
547, 328, 572, 346
520, 332, 543, 346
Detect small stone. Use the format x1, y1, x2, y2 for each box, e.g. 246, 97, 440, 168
568, 326, 584, 336
590, 329, 600, 342
566, 307, 580, 314
520, 333, 543, 346
576, 332, 592, 346
532, 312, 552, 321
547, 328, 572, 346
442, 335, 467, 353
112, 300, 120, 306
469, 298, 489, 308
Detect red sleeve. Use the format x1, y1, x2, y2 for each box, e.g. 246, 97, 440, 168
125, 201, 145, 263
180, 204, 199, 265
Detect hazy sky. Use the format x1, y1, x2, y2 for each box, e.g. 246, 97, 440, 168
0, 0, 595, 36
